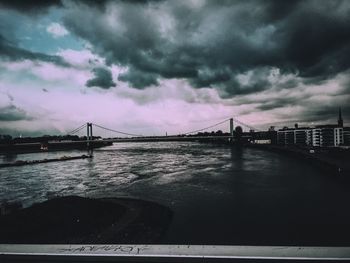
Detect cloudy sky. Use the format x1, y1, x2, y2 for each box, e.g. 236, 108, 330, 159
0, 0, 349, 137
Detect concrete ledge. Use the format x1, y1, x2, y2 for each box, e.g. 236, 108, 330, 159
1, 245, 350, 262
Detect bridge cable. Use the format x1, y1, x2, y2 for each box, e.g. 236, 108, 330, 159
181, 118, 231, 135
92, 123, 143, 137
68, 126, 87, 135
67, 124, 86, 135
231, 117, 260, 132
67, 123, 87, 135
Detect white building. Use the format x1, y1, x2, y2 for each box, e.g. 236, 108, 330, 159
310, 126, 343, 147
277, 127, 312, 146
344, 127, 350, 146
277, 108, 346, 147
278, 126, 344, 147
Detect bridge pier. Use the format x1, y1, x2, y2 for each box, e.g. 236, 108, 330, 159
86, 123, 93, 156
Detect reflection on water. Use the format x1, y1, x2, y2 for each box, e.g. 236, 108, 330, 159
1, 142, 350, 245
2, 153, 17, 163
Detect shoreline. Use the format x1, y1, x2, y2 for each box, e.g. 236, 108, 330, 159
0, 140, 112, 155
0, 154, 92, 168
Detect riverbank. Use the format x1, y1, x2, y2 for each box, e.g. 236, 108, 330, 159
0, 154, 92, 168
0, 196, 172, 244
0, 140, 113, 154
247, 144, 350, 176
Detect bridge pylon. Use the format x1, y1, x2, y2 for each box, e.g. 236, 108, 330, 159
230, 118, 234, 137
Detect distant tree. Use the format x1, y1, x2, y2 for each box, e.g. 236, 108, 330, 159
0, 134, 12, 144
235, 126, 243, 141
235, 126, 243, 134
216, 130, 223, 135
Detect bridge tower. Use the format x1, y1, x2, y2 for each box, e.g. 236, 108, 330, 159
230, 118, 234, 137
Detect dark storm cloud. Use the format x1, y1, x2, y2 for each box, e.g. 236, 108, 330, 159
0, 35, 69, 66
86, 67, 116, 89
0, 105, 33, 121
301, 104, 350, 123
208, 66, 299, 98
0, 0, 163, 14
0, 0, 62, 14
73, 0, 164, 9
118, 67, 158, 89
61, 0, 350, 96
279, 6, 350, 79
223, 80, 270, 97
257, 97, 300, 111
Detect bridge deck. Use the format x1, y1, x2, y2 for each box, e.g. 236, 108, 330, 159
31, 136, 234, 144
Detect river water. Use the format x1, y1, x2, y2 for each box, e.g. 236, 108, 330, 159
1, 142, 350, 245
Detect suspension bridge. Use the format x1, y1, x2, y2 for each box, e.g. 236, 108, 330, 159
65, 117, 260, 146
0, 117, 262, 159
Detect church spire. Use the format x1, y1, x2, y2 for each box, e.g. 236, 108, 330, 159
338, 107, 343, 127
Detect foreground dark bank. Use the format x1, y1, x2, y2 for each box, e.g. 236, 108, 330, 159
2, 194, 350, 246
0, 196, 172, 244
